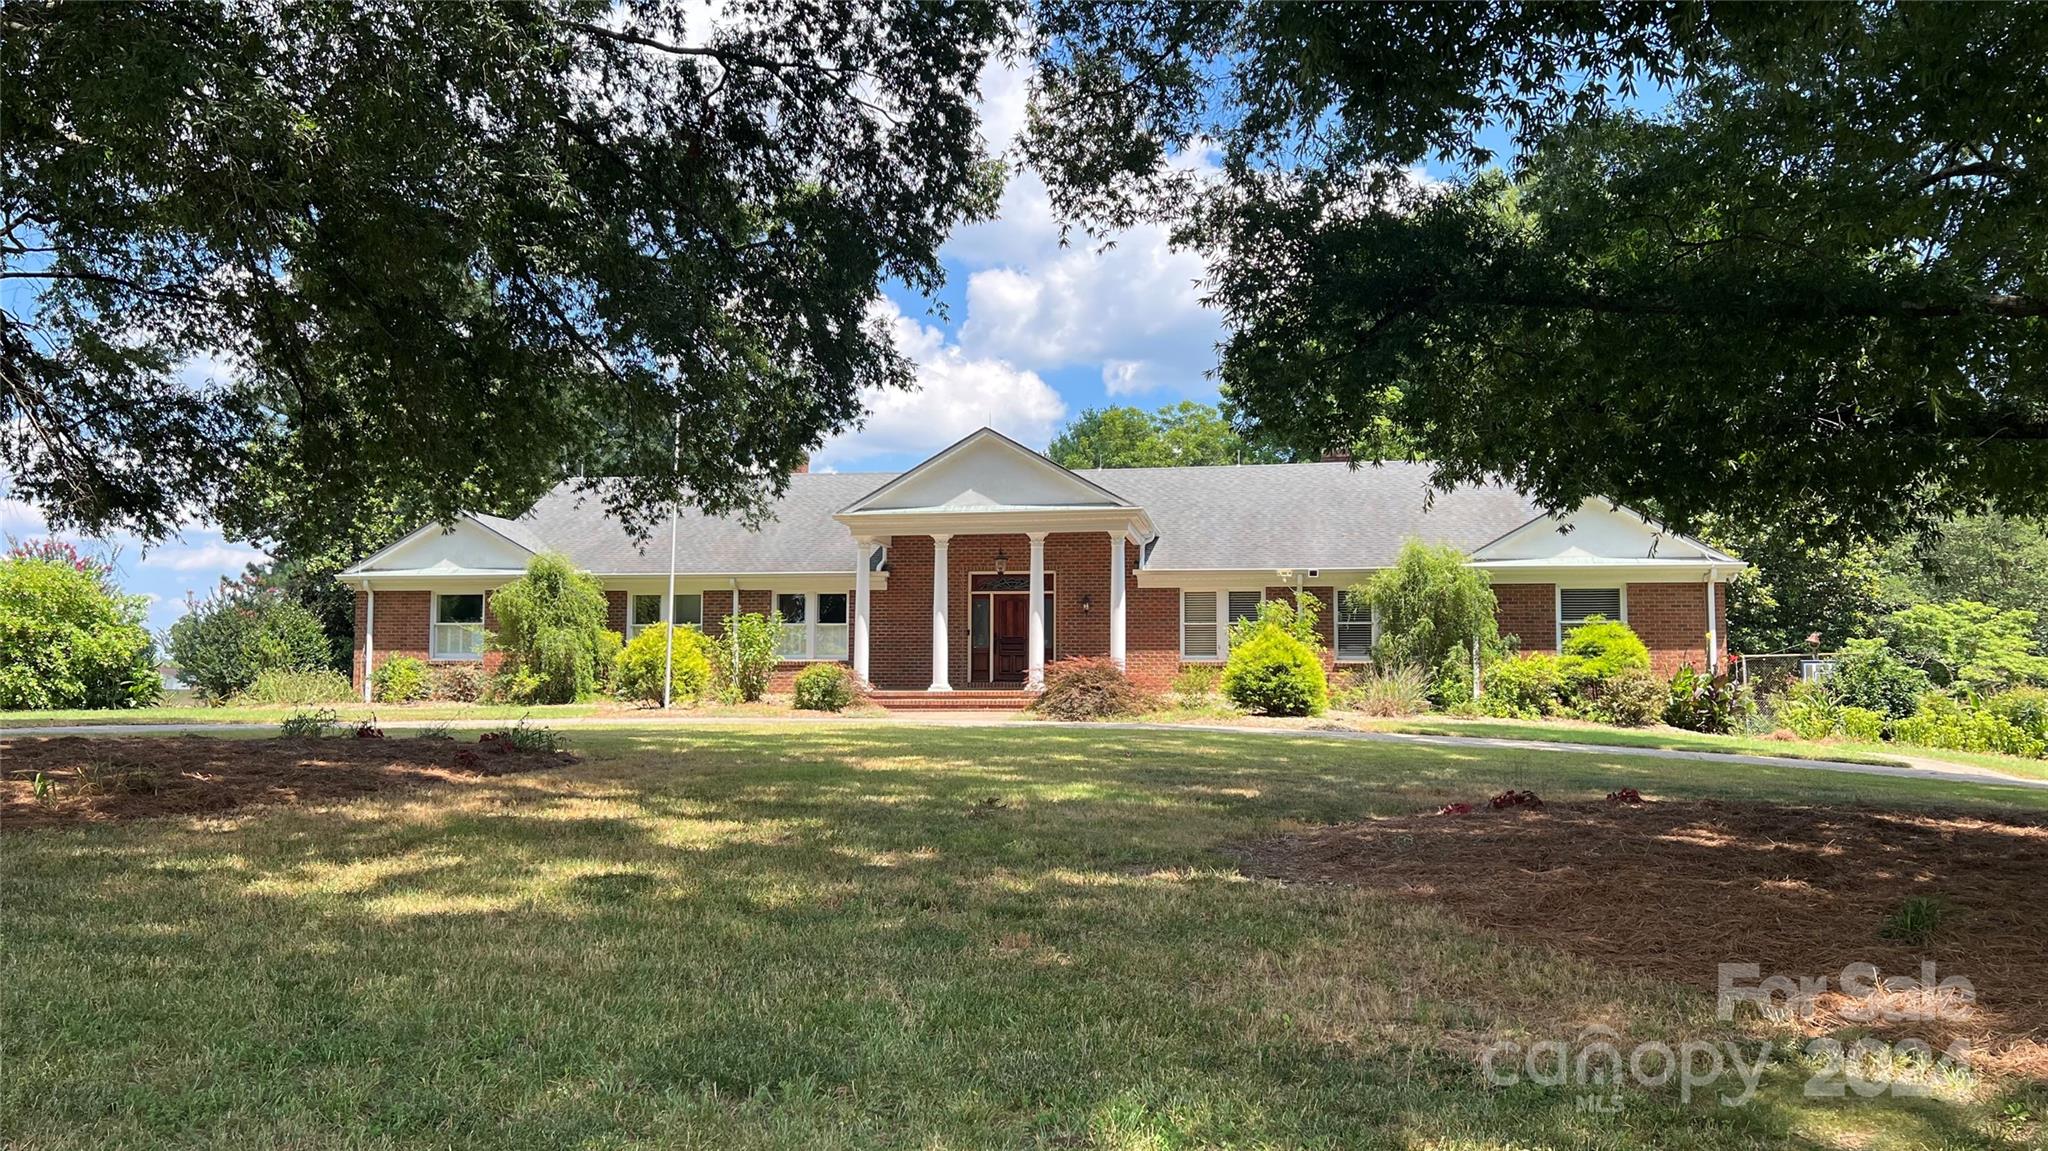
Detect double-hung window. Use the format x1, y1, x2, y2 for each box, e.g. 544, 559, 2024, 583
775, 593, 808, 659
629, 593, 704, 639
1558, 587, 1624, 646
1336, 595, 1376, 662
432, 593, 486, 660
773, 592, 848, 660
1181, 589, 1265, 660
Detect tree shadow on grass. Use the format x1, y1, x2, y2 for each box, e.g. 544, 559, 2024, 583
2, 725, 2035, 1148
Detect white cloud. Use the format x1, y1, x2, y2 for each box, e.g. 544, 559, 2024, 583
817, 299, 1067, 468
140, 541, 267, 572
956, 208, 1224, 397
942, 64, 1229, 400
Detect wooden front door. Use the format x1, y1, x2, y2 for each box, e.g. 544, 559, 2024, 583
992, 595, 1030, 682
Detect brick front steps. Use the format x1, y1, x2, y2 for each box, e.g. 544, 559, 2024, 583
869, 689, 1035, 712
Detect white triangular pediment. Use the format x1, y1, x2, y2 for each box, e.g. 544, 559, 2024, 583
843, 428, 1134, 513
1471, 501, 1734, 563
346, 515, 538, 574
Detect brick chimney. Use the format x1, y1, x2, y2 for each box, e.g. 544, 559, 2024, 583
792, 455, 809, 475
1320, 448, 1351, 463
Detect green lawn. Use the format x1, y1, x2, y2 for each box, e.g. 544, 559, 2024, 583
1347, 715, 2048, 783
4, 726, 2043, 1149
0, 699, 896, 729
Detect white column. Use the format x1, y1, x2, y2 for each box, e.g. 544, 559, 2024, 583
1107, 531, 1127, 669
929, 534, 953, 691
1027, 532, 1048, 689
362, 584, 375, 703
853, 538, 874, 684
1706, 569, 1721, 676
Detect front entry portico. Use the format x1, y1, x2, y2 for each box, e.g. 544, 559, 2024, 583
833, 428, 1156, 692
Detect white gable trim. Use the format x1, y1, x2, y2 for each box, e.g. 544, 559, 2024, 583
838, 427, 1138, 514
1467, 500, 1743, 567
339, 514, 539, 581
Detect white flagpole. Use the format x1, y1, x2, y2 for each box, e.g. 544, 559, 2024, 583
660, 410, 681, 709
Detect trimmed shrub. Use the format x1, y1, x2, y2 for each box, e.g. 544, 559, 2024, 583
487, 553, 616, 704
1665, 665, 1741, 734
612, 625, 715, 704
1033, 657, 1153, 720
372, 656, 430, 703
1580, 667, 1664, 727
234, 667, 355, 705
1172, 663, 1221, 706
1829, 640, 1932, 719
1222, 625, 1329, 716
1893, 693, 2046, 759
1479, 654, 1566, 719
429, 663, 486, 702
1559, 616, 1652, 682
0, 547, 160, 710
1839, 706, 1887, 743
793, 663, 858, 712
709, 611, 782, 703
1336, 663, 1434, 716
1775, 682, 1846, 741
167, 582, 330, 702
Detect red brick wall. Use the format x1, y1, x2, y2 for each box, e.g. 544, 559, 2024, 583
605, 590, 628, 635
1627, 581, 1726, 678
1493, 583, 1556, 653
865, 532, 1130, 689
351, 589, 504, 690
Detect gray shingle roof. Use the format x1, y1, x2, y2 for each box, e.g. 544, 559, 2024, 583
510, 461, 1540, 574
1076, 462, 1540, 570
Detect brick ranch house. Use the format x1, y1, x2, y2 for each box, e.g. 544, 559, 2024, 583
341, 427, 1741, 706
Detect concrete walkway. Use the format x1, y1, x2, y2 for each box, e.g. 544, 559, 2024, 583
11, 713, 2047, 795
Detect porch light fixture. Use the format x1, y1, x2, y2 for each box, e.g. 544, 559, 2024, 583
993, 548, 1008, 575
1081, 594, 1093, 613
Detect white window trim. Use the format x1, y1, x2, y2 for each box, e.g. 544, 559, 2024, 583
1556, 585, 1629, 651
627, 592, 706, 641
1335, 598, 1377, 663
431, 592, 487, 662
770, 590, 850, 662
1181, 588, 1266, 661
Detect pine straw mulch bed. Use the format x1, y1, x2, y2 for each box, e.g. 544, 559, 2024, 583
1236, 798, 2048, 1078
1, 735, 576, 830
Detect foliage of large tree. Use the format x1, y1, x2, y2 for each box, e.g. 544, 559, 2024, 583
1704, 514, 1892, 655
1046, 401, 1287, 469
3, 0, 1013, 542
1881, 514, 2048, 652
1025, 3, 2047, 540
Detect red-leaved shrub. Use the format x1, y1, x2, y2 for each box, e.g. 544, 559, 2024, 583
1031, 657, 1154, 720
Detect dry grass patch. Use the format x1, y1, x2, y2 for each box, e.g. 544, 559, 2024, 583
2, 734, 575, 829
1238, 798, 2048, 1076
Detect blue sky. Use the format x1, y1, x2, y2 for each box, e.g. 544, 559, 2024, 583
3, 50, 1618, 637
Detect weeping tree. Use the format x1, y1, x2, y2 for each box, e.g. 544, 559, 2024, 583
1355, 541, 1500, 671
486, 553, 616, 704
